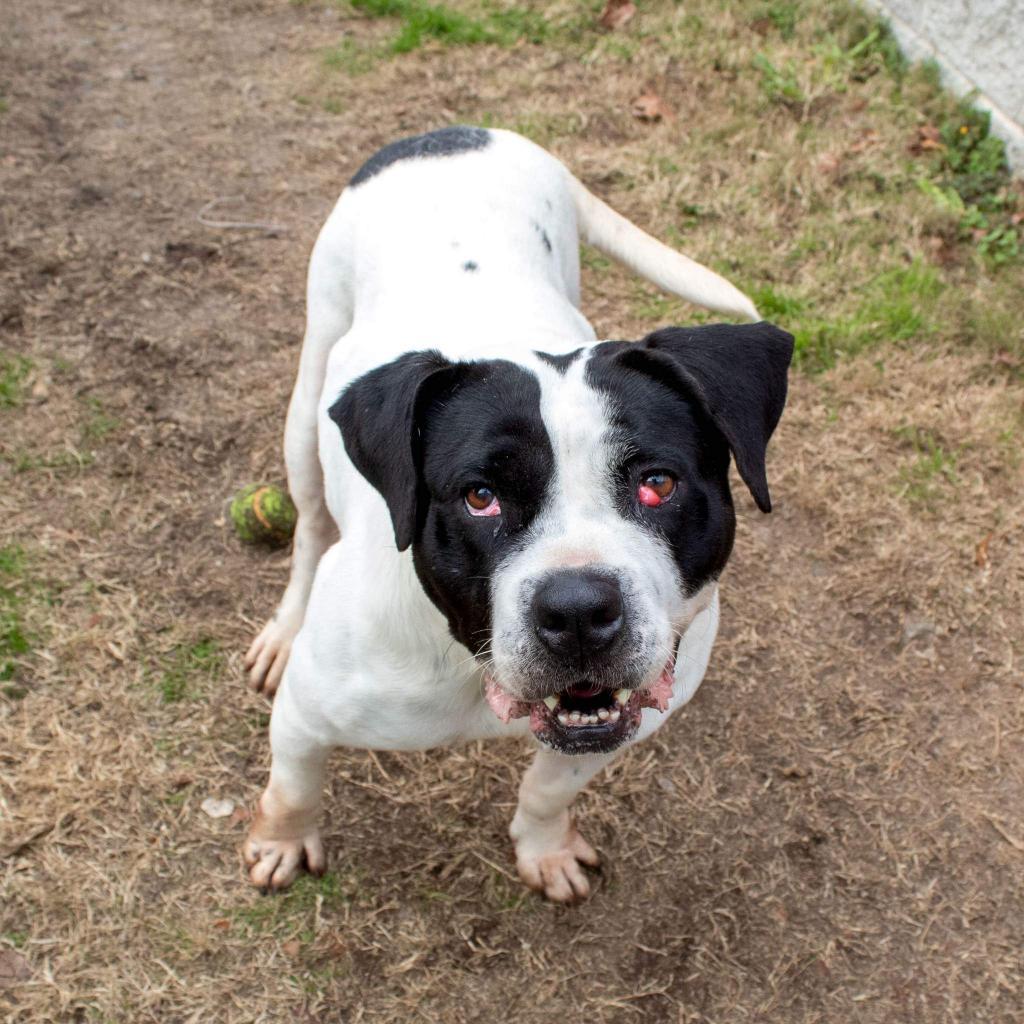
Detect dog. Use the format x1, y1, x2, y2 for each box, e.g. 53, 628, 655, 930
242, 126, 793, 902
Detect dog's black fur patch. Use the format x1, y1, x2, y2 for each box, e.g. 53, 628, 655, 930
332, 356, 554, 654
349, 126, 492, 187
587, 321, 793, 593
535, 348, 582, 373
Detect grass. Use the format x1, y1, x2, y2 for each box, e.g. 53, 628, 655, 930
0, 545, 31, 690
348, 0, 551, 54
156, 638, 223, 704
894, 425, 959, 504
0, 353, 32, 407
225, 872, 353, 939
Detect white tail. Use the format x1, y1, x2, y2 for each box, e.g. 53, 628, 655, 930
568, 175, 759, 322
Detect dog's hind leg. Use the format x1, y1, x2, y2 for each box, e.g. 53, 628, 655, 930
245, 203, 354, 695
509, 748, 618, 903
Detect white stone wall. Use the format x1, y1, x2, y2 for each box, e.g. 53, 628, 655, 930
864, 0, 1024, 172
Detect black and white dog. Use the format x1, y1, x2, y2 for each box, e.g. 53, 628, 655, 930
242, 127, 793, 902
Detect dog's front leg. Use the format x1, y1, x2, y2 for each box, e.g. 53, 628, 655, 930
243, 701, 329, 891
509, 748, 618, 902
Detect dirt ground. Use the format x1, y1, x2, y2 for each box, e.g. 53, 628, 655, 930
1, 1, 1023, 1021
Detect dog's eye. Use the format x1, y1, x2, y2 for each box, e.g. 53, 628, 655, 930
465, 486, 501, 517
638, 472, 677, 507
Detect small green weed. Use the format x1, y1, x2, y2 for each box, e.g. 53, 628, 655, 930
157, 638, 223, 704
894, 426, 958, 503
758, 1, 801, 40
81, 397, 120, 445
0, 354, 32, 408
753, 53, 804, 106
322, 37, 380, 75
579, 244, 610, 272
914, 98, 1020, 264
0, 546, 30, 685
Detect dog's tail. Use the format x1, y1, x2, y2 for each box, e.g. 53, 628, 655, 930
567, 175, 759, 322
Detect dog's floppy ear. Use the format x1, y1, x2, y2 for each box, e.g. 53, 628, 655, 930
328, 350, 462, 551
623, 322, 794, 512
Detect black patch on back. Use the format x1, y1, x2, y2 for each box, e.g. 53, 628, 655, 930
349, 126, 492, 187
535, 349, 582, 373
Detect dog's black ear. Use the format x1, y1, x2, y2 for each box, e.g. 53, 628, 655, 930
625, 322, 794, 512
328, 350, 462, 551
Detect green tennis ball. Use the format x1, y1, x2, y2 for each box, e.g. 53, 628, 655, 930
230, 483, 297, 547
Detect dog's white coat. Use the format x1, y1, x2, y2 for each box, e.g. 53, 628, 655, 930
244, 130, 741, 900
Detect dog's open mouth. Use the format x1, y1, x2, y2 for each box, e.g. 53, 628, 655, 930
484, 665, 675, 754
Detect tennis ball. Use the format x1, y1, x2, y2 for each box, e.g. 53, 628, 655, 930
230, 483, 297, 547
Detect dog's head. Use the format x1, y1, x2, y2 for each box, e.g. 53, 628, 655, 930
330, 323, 793, 754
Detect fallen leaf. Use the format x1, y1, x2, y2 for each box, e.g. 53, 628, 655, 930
282, 939, 302, 958
909, 123, 943, 155
975, 532, 993, 568
212, 918, 231, 931
200, 796, 235, 819
0, 949, 32, 988
632, 91, 674, 123
599, 0, 635, 30
847, 129, 879, 154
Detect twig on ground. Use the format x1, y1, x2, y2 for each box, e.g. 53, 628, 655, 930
197, 196, 286, 235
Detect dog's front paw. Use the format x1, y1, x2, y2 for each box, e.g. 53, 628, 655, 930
511, 814, 600, 903
243, 815, 325, 891
244, 612, 301, 697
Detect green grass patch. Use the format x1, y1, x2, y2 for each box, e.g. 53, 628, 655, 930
226, 871, 353, 938
350, 0, 549, 54
0, 354, 32, 408
81, 397, 120, 445
0, 546, 31, 688
894, 426, 959, 504
789, 261, 941, 370
156, 638, 223, 704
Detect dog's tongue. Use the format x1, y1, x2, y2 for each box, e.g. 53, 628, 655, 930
484, 676, 531, 724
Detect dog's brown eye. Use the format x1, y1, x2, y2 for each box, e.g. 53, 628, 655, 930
465, 486, 501, 517
638, 472, 676, 507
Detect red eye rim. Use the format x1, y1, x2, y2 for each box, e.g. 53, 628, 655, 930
638, 472, 677, 507
465, 486, 501, 517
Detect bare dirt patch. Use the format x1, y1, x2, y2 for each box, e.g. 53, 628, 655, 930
1, 1, 1022, 1022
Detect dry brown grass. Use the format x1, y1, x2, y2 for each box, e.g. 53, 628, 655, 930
2, 0, 1023, 1021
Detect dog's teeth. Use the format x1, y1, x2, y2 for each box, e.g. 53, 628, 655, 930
557, 712, 569, 725
612, 689, 631, 706
569, 711, 582, 723
542, 695, 559, 710
598, 708, 610, 721
610, 709, 621, 722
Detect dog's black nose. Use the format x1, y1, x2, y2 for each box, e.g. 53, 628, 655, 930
532, 571, 624, 660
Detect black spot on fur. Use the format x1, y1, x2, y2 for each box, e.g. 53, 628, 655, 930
532, 220, 553, 254
535, 349, 582, 373
463, 260, 479, 272
349, 126, 491, 187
